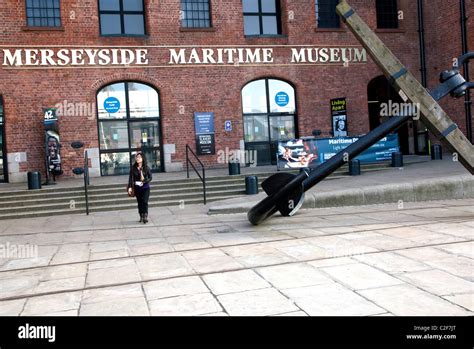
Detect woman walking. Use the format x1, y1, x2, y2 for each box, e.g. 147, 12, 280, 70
127, 152, 152, 223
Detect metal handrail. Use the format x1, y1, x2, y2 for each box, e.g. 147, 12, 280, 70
185, 144, 206, 204
84, 150, 89, 215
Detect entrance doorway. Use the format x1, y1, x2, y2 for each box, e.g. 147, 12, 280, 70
367, 76, 411, 154
242, 78, 297, 165
0, 96, 6, 182
97, 82, 163, 176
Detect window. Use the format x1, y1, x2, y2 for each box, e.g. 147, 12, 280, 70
242, 79, 297, 165
98, 0, 145, 36
181, 0, 211, 28
243, 0, 281, 36
376, 0, 399, 29
97, 82, 162, 175
26, 0, 61, 27
315, 0, 340, 28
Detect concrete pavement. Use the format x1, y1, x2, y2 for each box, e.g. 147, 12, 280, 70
0, 197, 472, 316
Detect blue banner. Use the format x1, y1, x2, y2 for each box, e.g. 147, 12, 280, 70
277, 134, 399, 170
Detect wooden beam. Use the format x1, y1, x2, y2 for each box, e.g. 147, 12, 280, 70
337, 0, 474, 174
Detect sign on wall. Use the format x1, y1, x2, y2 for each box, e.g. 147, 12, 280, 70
43, 108, 57, 123
194, 112, 215, 155
277, 134, 399, 170
331, 97, 348, 137
1, 46, 368, 69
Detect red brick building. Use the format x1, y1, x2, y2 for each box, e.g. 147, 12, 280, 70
0, 0, 472, 182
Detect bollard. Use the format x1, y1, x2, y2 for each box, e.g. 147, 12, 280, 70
431, 144, 443, 160
391, 152, 404, 167
27, 171, 42, 190
349, 159, 361, 176
245, 176, 259, 195
228, 161, 241, 175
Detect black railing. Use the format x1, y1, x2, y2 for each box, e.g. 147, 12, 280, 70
186, 144, 206, 205
84, 150, 90, 215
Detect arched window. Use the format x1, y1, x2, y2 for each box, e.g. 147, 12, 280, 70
97, 82, 162, 176
241, 78, 297, 165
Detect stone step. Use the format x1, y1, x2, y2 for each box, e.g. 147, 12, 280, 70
0, 164, 387, 198
0, 183, 250, 207
0, 162, 397, 219
0, 195, 236, 220
0, 189, 245, 215
0, 173, 276, 198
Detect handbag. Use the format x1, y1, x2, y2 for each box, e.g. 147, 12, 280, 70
127, 168, 135, 197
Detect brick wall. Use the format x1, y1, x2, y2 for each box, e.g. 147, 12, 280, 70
0, 0, 470, 181
424, 0, 473, 141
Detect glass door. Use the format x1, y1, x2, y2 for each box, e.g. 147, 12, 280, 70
269, 115, 296, 165
243, 114, 271, 166
129, 120, 162, 171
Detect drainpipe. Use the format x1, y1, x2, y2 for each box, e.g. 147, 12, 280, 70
460, 0, 472, 142
416, 0, 428, 154
417, 0, 427, 87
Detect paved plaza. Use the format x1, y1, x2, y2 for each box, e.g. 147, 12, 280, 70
0, 199, 473, 316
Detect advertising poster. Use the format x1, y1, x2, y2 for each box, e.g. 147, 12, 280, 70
277, 134, 399, 170
277, 139, 321, 169
43, 108, 62, 177
331, 98, 348, 137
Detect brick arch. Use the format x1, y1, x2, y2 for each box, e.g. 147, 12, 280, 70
90, 72, 164, 97
239, 75, 296, 92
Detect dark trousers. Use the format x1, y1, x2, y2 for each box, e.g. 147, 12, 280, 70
135, 187, 150, 214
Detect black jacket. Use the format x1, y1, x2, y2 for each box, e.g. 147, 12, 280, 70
128, 165, 152, 189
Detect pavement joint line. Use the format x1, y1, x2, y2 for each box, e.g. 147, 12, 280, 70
0, 215, 472, 274
315, 264, 394, 315
198, 274, 230, 316
0, 215, 471, 275
251, 265, 311, 316
2, 197, 472, 235
0, 201, 472, 239
139, 283, 152, 317
77, 275, 87, 316
387, 247, 474, 292
438, 295, 474, 313
144, 290, 208, 302
1, 237, 472, 303
352, 270, 474, 314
